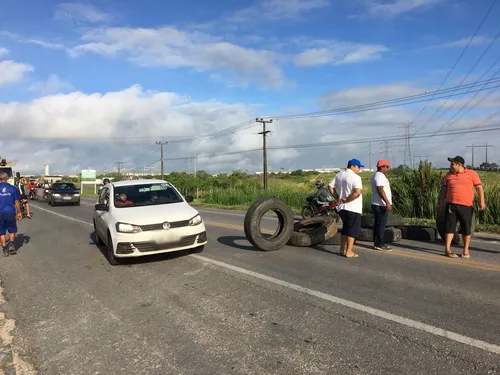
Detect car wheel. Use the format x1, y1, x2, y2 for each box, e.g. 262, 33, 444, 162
93, 220, 104, 246
48, 199, 51, 206
75, 201, 80, 206
107, 232, 121, 266
192, 245, 205, 253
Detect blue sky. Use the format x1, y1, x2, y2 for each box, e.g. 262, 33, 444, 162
0, 0, 499, 174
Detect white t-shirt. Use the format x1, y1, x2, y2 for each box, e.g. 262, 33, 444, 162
328, 169, 363, 214
371, 171, 392, 206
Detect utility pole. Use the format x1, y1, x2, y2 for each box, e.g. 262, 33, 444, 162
193, 154, 197, 177
383, 140, 390, 160
156, 141, 168, 180
469, 143, 494, 168
403, 123, 413, 169
368, 142, 372, 171
115, 161, 124, 179
256, 117, 273, 191
466, 144, 475, 168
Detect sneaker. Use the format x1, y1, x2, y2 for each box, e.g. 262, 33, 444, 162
373, 245, 384, 251
3, 247, 9, 257
382, 245, 393, 251
7, 242, 16, 255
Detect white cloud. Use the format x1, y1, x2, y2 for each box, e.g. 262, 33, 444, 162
0, 60, 34, 87
3, 81, 497, 175
0, 31, 66, 50
228, 0, 330, 22
294, 42, 389, 66
442, 36, 492, 48
0, 47, 8, 58
351, 0, 444, 18
54, 2, 112, 23
28, 74, 75, 95
69, 27, 286, 88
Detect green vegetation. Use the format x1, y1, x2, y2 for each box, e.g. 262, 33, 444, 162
78, 164, 500, 232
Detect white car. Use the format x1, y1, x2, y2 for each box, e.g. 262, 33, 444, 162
93, 179, 207, 265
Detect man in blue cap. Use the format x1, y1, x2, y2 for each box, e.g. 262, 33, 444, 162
328, 159, 364, 258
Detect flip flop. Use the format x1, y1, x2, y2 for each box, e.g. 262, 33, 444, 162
344, 253, 359, 258
460, 254, 470, 259
445, 252, 458, 258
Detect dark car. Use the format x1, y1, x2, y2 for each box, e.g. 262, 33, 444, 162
47, 182, 81, 206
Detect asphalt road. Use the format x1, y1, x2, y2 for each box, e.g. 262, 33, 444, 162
0, 198, 499, 374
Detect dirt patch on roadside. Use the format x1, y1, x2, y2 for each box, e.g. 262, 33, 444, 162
0, 282, 37, 375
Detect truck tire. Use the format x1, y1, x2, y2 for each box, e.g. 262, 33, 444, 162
287, 216, 338, 247
396, 226, 437, 241
244, 197, 294, 251
361, 213, 404, 228
357, 227, 402, 243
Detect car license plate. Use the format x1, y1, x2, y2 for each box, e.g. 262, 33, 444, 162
63, 196, 72, 200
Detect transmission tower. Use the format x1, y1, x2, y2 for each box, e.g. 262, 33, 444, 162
401, 123, 413, 168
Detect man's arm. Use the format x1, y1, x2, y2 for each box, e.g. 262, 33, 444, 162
376, 186, 392, 210
341, 188, 361, 203
472, 172, 485, 210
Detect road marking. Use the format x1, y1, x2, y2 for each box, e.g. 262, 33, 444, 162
31, 204, 93, 227
191, 254, 500, 355
30, 202, 500, 355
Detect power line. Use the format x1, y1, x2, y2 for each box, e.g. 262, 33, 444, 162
115, 161, 124, 178
160, 124, 500, 162
408, 0, 498, 129
412, 26, 500, 136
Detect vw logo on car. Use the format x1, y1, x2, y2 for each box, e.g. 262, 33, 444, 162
162, 222, 171, 230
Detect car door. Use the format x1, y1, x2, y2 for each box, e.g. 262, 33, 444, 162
95, 186, 111, 240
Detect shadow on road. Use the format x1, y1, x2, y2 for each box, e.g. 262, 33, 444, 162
216, 236, 260, 251
89, 232, 193, 266
15, 233, 31, 251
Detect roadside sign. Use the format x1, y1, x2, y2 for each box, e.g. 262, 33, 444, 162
81, 170, 97, 180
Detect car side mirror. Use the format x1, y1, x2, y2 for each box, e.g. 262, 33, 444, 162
185, 195, 194, 202
95, 203, 108, 211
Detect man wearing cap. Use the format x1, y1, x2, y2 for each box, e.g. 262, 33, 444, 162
371, 160, 393, 251
440, 156, 485, 258
0, 172, 23, 256
328, 159, 364, 258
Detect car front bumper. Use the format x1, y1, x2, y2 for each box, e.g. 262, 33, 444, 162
113, 223, 207, 257
52, 194, 80, 203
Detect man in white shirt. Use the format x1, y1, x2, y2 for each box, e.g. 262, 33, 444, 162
371, 160, 393, 251
328, 158, 364, 258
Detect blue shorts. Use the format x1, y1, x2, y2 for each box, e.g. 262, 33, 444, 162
0, 213, 17, 234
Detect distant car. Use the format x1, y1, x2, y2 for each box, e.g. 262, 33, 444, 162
93, 179, 207, 265
47, 182, 81, 206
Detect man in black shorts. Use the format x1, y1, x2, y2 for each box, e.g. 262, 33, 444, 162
439, 156, 485, 258
328, 159, 364, 258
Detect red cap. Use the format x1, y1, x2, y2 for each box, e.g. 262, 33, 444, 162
377, 159, 391, 167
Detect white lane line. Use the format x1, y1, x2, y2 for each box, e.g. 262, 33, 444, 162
192, 255, 500, 355
31, 203, 93, 227
31, 203, 500, 355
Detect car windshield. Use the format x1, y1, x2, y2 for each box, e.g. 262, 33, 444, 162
53, 183, 77, 190
113, 182, 183, 208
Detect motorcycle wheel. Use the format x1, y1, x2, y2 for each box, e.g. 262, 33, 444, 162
301, 205, 315, 220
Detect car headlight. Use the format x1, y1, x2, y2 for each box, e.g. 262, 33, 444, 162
116, 222, 142, 233
53, 193, 60, 197
75, 193, 80, 196
188, 214, 202, 226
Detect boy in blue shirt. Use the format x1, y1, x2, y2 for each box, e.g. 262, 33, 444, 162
0, 172, 22, 256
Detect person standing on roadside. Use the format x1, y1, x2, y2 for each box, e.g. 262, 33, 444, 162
0, 172, 23, 256
439, 156, 485, 259
371, 160, 393, 251
328, 159, 364, 258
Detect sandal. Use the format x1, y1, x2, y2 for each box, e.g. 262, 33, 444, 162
344, 253, 359, 258
460, 253, 470, 259
445, 251, 458, 258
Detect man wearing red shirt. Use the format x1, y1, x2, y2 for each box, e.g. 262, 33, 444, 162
439, 156, 486, 259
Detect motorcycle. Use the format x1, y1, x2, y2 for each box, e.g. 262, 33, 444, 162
301, 195, 340, 222
29, 187, 37, 200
